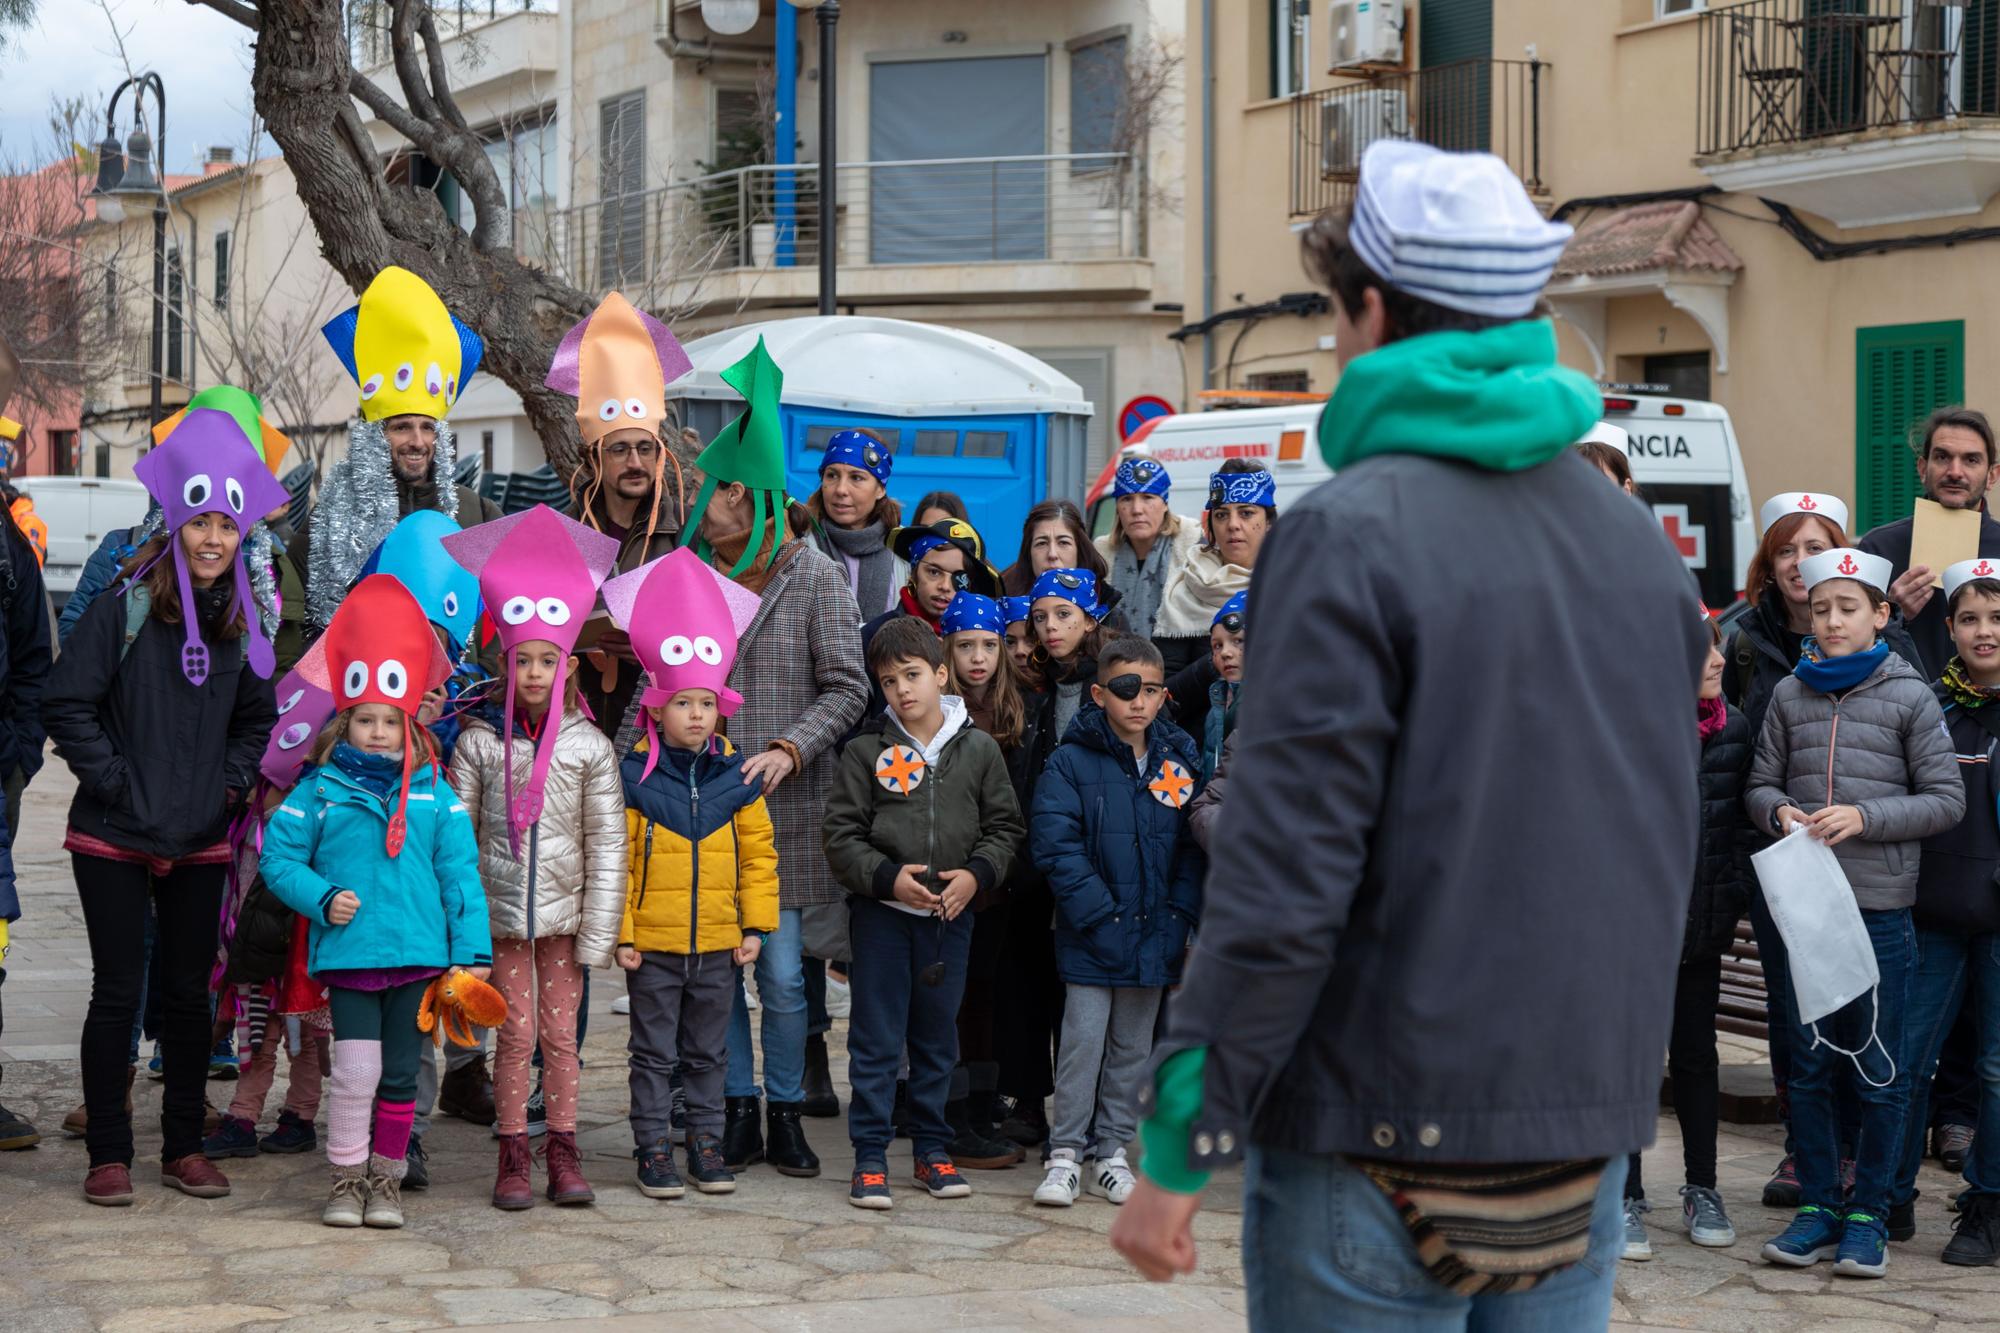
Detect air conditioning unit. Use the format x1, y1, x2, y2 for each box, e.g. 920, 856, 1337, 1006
1329, 0, 1407, 70
1322, 89, 1410, 175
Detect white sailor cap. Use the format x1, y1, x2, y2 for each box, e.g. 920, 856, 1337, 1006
1759, 492, 1849, 535
1800, 548, 1892, 596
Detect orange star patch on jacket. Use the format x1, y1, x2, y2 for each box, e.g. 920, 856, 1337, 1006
875, 744, 927, 795
1149, 759, 1193, 809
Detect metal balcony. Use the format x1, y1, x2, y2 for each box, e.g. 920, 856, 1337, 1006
1289, 59, 1547, 218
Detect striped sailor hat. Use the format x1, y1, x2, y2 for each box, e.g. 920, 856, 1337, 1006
1348, 140, 1573, 320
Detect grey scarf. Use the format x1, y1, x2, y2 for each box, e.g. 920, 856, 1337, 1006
1112, 536, 1175, 640
820, 520, 897, 618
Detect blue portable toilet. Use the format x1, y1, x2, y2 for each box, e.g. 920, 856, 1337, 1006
668, 316, 1093, 558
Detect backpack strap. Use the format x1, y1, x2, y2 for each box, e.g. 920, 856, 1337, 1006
120, 586, 151, 665
1728, 628, 1756, 707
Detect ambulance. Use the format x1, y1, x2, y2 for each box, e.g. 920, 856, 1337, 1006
1084, 387, 1754, 606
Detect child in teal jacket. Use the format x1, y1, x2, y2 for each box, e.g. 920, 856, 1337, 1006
258, 574, 489, 1229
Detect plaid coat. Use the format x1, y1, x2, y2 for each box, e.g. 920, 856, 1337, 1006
619, 540, 867, 909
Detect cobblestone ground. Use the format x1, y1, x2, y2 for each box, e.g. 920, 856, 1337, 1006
2, 759, 1997, 1331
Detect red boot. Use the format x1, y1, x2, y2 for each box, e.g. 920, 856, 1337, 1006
544, 1130, 594, 1205
492, 1132, 534, 1210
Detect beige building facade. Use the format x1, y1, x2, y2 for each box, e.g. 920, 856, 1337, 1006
1192, 0, 2000, 558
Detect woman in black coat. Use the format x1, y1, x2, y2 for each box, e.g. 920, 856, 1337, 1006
1624, 618, 1752, 1258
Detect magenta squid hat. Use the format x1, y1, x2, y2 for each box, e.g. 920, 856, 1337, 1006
600, 547, 762, 782
131, 407, 292, 685
441, 504, 619, 853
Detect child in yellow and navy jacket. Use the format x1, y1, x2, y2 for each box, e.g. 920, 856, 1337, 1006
604, 547, 777, 1200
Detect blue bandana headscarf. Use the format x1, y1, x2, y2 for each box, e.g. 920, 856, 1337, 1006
1000, 595, 1032, 628
1030, 567, 1106, 620
1213, 588, 1248, 632
1115, 456, 1171, 499
906, 533, 948, 562
822, 429, 893, 485
941, 591, 1005, 637
1209, 469, 1276, 510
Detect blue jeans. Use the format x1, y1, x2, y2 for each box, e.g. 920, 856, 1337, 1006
1894, 926, 2000, 1204
1787, 907, 1914, 1219
1751, 882, 1861, 1155
845, 895, 970, 1160
1242, 1148, 1625, 1332
725, 907, 805, 1103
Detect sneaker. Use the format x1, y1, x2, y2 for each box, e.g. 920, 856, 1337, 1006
322, 1168, 367, 1227
1622, 1198, 1653, 1261
1887, 1196, 1915, 1243
84, 1162, 134, 1207
524, 1084, 548, 1139
147, 1042, 164, 1080
849, 1161, 893, 1210
611, 993, 630, 1015
1762, 1205, 1844, 1267
207, 1036, 238, 1080
202, 1115, 260, 1160
1762, 1154, 1801, 1209
1938, 1124, 1976, 1174
1681, 1184, 1736, 1248
1000, 1096, 1049, 1148
161, 1153, 232, 1198
635, 1143, 685, 1199
1943, 1193, 2000, 1267
1833, 1211, 1889, 1278
259, 1109, 316, 1155
825, 972, 852, 1019
685, 1133, 737, 1194
1034, 1149, 1082, 1207
404, 1136, 430, 1191
915, 1151, 972, 1199
0, 1099, 42, 1150
1087, 1149, 1137, 1204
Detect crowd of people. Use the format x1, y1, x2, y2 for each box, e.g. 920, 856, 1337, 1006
0, 136, 1996, 1328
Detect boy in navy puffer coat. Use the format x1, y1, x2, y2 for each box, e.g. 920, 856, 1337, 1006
1030, 636, 1204, 1209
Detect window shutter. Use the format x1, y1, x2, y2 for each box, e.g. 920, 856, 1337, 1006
213, 231, 231, 310
1855, 320, 1965, 533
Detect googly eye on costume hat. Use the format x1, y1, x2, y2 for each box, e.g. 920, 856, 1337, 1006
258, 667, 337, 790
821, 429, 893, 485
1213, 588, 1249, 632
940, 592, 1006, 637
1944, 557, 2000, 605
1030, 567, 1104, 619
1759, 491, 1850, 535
1208, 469, 1276, 510
1114, 456, 1171, 498
1798, 547, 1892, 596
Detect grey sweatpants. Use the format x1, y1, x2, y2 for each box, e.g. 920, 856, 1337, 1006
1051, 984, 1163, 1158
412, 1026, 488, 1138
628, 950, 735, 1145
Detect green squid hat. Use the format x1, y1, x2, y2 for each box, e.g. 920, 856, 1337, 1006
681, 334, 791, 577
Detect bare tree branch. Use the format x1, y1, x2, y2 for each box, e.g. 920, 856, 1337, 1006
417, 11, 470, 132
183, 0, 260, 30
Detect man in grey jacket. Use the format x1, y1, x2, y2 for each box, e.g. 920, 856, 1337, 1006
1111, 142, 1707, 1325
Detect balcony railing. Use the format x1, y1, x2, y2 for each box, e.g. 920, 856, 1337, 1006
1289, 59, 1546, 218
523, 153, 1145, 301
1696, 0, 2000, 156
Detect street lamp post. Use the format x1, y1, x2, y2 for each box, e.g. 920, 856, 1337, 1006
786, 0, 838, 316
90, 74, 170, 430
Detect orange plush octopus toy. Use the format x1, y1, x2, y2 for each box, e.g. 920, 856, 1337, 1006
417, 967, 509, 1048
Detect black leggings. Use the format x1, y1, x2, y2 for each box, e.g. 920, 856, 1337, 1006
75, 854, 226, 1167
1629, 952, 1724, 1199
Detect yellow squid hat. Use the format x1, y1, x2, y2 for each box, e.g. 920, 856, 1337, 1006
321, 266, 484, 422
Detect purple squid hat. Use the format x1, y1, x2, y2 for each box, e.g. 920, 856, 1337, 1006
131, 407, 292, 684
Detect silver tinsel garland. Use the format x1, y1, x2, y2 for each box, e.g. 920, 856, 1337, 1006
305, 416, 460, 631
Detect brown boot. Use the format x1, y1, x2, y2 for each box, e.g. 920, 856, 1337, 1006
544, 1129, 595, 1206
65, 1068, 135, 1139
492, 1132, 534, 1210
438, 1052, 496, 1126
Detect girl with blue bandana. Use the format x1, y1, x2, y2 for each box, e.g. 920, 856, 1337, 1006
807, 428, 906, 618
1745, 546, 1963, 1277
1094, 457, 1197, 641
1152, 460, 1274, 676
1000, 596, 1035, 682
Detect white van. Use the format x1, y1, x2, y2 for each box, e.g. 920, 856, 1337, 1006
1084, 389, 1754, 607
15, 477, 152, 605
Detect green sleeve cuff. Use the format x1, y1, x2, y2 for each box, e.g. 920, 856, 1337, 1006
1137, 1046, 1212, 1195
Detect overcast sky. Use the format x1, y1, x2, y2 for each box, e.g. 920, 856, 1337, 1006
1, 0, 263, 175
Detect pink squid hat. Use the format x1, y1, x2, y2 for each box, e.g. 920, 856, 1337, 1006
600, 546, 762, 782
441, 504, 619, 853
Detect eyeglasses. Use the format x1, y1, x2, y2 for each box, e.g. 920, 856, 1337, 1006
1103, 673, 1167, 702
602, 440, 660, 461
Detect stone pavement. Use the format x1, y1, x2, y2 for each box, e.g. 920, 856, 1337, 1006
2, 758, 1998, 1331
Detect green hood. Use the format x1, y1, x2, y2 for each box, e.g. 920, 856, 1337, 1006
1317, 320, 1600, 474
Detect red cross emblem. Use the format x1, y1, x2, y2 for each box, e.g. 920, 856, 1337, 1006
1838, 554, 1859, 576
1798, 494, 1818, 512
1149, 759, 1193, 809
875, 745, 926, 795
1977, 561, 1994, 577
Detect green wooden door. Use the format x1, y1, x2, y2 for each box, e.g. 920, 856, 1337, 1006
1855, 320, 1965, 533
1417, 0, 1492, 154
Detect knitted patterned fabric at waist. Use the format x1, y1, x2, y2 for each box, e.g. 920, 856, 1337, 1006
65, 826, 232, 877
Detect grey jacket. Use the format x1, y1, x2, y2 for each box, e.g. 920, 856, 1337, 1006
1744, 654, 1965, 909
1155, 450, 1707, 1170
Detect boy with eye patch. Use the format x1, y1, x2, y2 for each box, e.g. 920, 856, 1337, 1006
1030, 636, 1205, 1209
